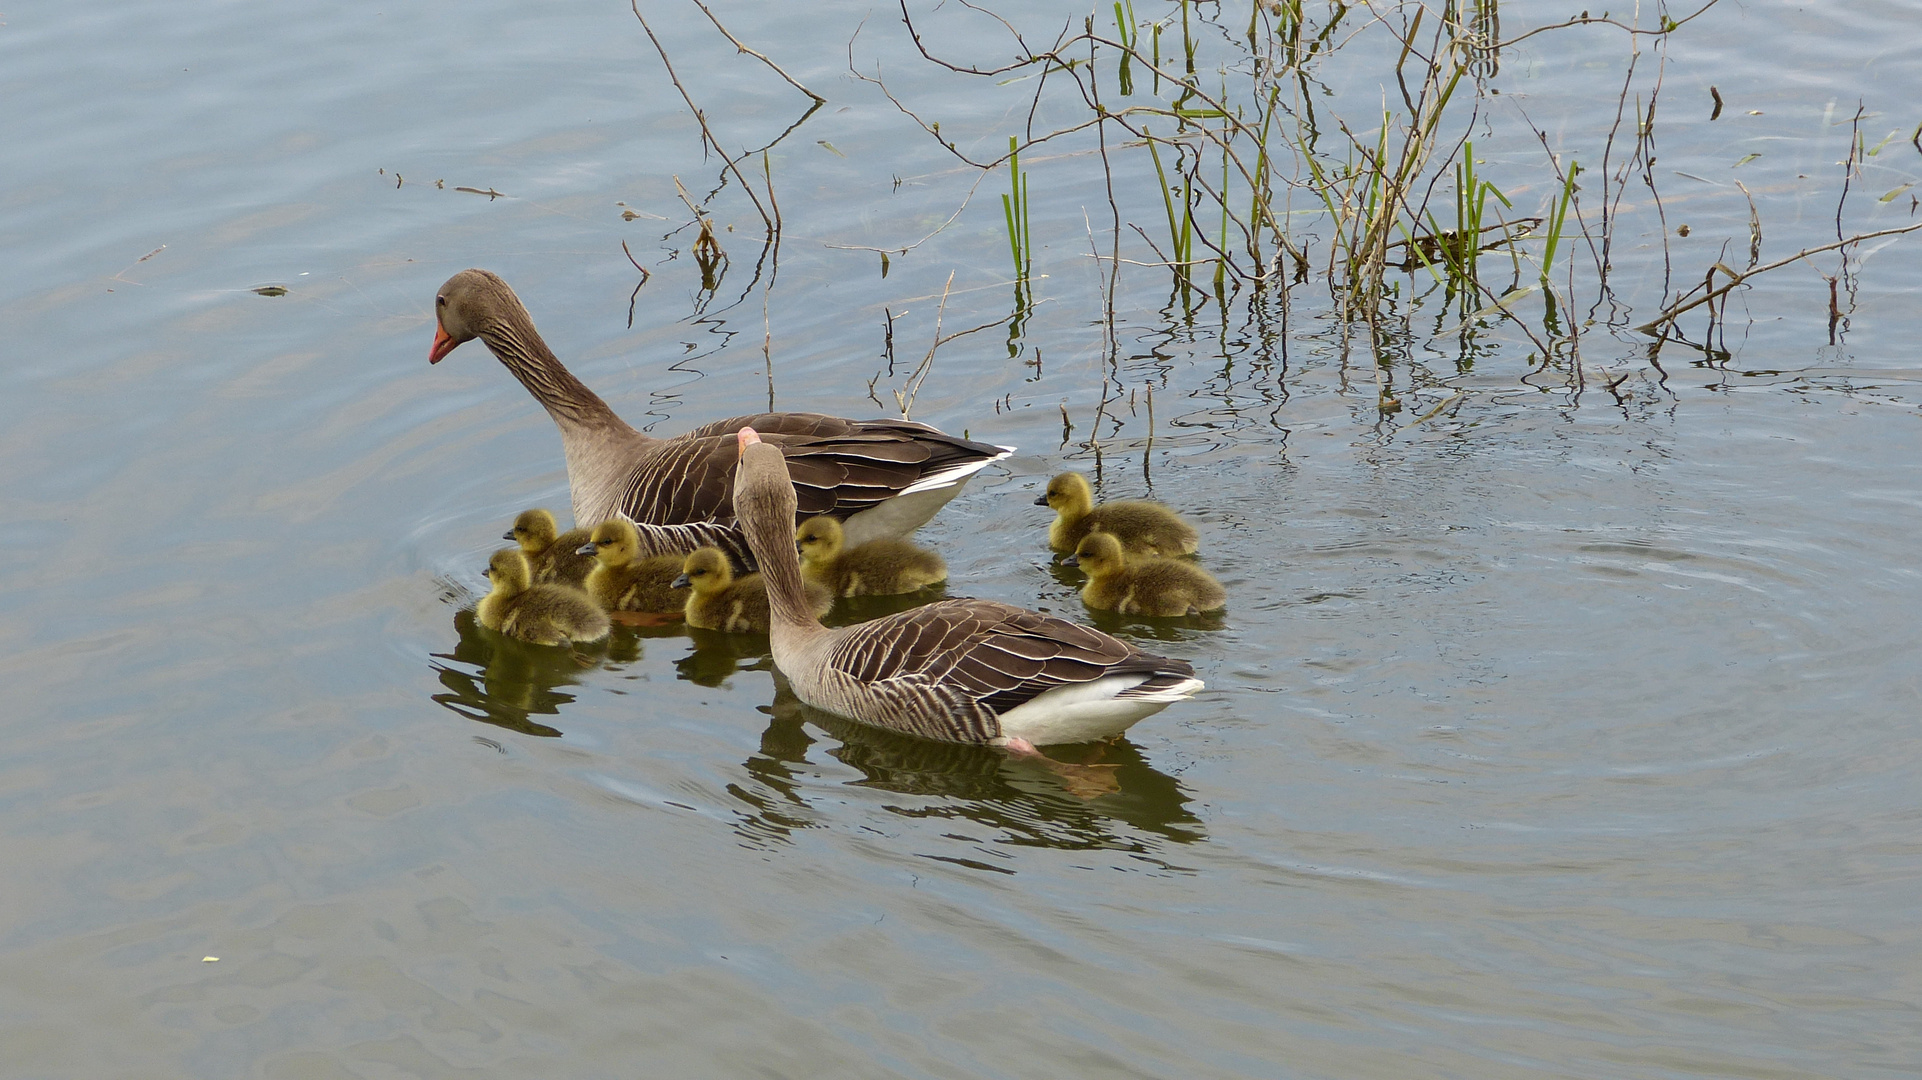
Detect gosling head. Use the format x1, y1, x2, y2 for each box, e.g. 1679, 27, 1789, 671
1035, 471, 1095, 513
672, 547, 735, 594
431, 268, 519, 364
1065, 531, 1126, 576
794, 515, 846, 565
484, 547, 535, 594
505, 508, 560, 551
579, 518, 639, 566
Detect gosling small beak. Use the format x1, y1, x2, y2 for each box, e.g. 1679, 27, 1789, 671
429, 323, 459, 364
501, 529, 516, 541
1062, 555, 1080, 567
576, 542, 598, 556
671, 573, 691, 589
1033, 493, 1049, 506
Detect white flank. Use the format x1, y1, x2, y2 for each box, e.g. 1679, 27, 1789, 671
995, 674, 1204, 746
841, 447, 1014, 547
895, 446, 1015, 496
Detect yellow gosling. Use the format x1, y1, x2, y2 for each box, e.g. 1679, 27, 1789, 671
1068, 532, 1225, 617
477, 548, 611, 645
675, 547, 831, 634
579, 518, 689, 613
505, 507, 596, 588
1035, 472, 1199, 556
795, 515, 947, 597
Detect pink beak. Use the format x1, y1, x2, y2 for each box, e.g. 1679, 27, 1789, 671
429, 324, 459, 365
737, 426, 762, 449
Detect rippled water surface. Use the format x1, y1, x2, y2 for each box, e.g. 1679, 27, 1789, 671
3, 2, 1921, 1076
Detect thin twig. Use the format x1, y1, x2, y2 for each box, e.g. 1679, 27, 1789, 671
1635, 221, 1922, 333
686, 0, 826, 103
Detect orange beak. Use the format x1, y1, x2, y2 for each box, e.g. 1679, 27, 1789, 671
737, 426, 762, 449
429, 323, 459, 364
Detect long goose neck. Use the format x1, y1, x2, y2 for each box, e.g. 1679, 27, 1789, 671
479, 312, 635, 437
742, 498, 827, 637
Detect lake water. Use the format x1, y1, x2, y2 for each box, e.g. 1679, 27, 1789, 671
3, 1, 1920, 1076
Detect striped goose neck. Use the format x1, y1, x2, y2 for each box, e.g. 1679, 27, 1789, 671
739, 461, 828, 634
479, 316, 634, 436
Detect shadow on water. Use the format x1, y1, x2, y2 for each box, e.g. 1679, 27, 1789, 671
729, 677, 1205, 854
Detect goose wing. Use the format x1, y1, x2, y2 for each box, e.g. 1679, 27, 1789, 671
616, 415, 1008, 528
822, 598, 1192, 741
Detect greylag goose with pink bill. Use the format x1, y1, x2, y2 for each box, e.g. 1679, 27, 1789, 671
731, 426, 1203, 749
431, 269, 1012, 564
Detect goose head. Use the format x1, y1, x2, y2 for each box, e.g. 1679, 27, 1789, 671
578, 518, 639, 566
431, 268, 522, 364
673, 547, 735, 594
794, 515, 846, 567
1064, 531, 1126, 577
1035, 471, 1094, 515
505, 508, 561, 552
732, 426, 800, 556
484, 547, 535, 596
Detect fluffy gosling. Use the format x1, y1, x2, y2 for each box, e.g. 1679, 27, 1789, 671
505, 508, 596, 588
578, 518, 690, 613
1035, 472, 1199, 556
1068, 531, 1225, 617
478, 548, 611, 645
675, 547, 831, 634
795, 515, 947, 597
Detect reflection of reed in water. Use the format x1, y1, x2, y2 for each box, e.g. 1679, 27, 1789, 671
729, 678, 1204, 851
430, 608, 612, 737
1465, 0, 1502, 78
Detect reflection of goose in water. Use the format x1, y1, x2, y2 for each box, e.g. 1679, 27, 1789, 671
729, 678, 1205, 851
430, 608, 605, 737
674, 626, 773, 688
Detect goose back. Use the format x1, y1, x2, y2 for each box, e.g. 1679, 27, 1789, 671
781, 597, 1194, 744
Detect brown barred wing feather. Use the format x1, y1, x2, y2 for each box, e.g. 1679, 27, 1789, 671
823, 599, 1192, 729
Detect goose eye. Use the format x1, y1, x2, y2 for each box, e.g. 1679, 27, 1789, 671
436, 295, 447, 307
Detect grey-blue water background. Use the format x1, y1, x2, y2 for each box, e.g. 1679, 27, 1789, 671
3, 1, 1920, 1076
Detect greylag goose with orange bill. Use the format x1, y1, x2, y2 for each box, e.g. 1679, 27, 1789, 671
731, 427, 1203, 749
431, 269, 1011, 564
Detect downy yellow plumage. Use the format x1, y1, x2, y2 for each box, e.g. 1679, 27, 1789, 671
795, 515, 946, 597
477, 548, 610, 644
